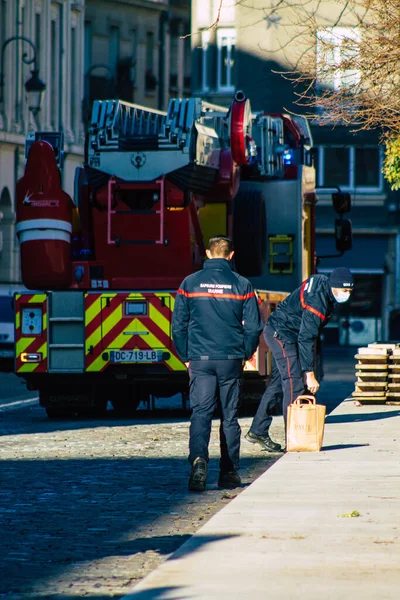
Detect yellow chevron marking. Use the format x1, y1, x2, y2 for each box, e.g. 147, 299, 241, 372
86, 316, 137, 371
149, 303, 171, 338
18, 343, 47, 372
85, 294, 173, 365
43, 311, 47, 332
40, 341, 48, 360
166, 352, 185, 371
86, 316, 182, 372
85, 298, 121, 353
29, 294, 47, 304
167, 293, 176, 312
85, 296, 103, 326
16, 311, 20, 330
16, 337, 36, 356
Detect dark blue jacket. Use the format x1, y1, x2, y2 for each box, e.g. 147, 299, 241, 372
268, 274, 334, 372
172, 259, 263, 362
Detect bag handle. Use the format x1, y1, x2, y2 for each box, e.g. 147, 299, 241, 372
292, 394, 316, 405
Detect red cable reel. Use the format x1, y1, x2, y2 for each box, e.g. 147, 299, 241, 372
229, 91, 255, 166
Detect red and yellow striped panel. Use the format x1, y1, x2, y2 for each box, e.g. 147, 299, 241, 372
15, 293, 48, 373
84, 292, 185, 372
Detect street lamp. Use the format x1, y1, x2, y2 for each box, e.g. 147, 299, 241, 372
0, 36, 46, 115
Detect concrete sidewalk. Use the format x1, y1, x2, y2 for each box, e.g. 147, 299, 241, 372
124, 400, 400, 600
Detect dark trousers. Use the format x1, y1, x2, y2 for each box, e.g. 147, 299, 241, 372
188, 359, 243, 472
251, 323, 305, 435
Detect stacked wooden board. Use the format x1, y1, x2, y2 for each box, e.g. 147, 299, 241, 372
387, 349, 400, 402
353, 343, 400, 404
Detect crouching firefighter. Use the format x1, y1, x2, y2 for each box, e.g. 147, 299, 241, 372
172, 235, 263, 492
245, 267, 354, 450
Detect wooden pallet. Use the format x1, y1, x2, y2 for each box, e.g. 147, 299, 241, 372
352, 390, 386, 397
354, 381, 387, 392
353, 397, 388, 405
356, 372, 389, 382
354, 354, 389, 364
355, 363, 388, 371
368, 343, 400, 351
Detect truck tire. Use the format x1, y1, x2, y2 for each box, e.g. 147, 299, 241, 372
111, 387, 140, 416
45, 406, 75, 420
233, 188, 266, 277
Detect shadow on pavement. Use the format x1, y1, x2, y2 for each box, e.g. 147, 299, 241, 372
0, 456, 264, 598
123, 586, 185, 599
322, 443, 370, 451
326, 410, 400, 424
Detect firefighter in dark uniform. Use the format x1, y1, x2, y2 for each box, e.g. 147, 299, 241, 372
245, 267, 354, 450
172, 235, 263, 492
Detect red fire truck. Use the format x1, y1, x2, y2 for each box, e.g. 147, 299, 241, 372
13, 92, 343, 418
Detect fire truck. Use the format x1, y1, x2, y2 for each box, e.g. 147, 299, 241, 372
14, 92, 341, 418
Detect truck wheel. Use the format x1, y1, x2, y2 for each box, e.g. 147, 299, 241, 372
112, 387, 140, 416
45, 406, 75, 420
233, 188, 266, 277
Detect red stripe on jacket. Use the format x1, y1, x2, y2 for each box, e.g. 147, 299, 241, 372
177, 289, 255, 301
300, 281, 326, 320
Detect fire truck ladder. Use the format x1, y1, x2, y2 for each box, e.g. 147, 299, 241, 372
107, 177, 165, 246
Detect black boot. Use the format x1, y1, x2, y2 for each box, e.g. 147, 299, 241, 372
245, 430, 282, 452
188, 457, 208, 492
218, 470, 242, 489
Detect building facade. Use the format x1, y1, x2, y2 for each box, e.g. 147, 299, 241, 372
0, 0, 190, 287
190, 0, 400, 343
0, 0, 85, 285
84, 0, 191, 113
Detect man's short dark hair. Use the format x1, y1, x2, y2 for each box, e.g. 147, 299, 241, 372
208, 235, 233, 258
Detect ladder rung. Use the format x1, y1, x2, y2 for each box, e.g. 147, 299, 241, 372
114, 210, 159, 215
114, 240, 157, 245
49, 318, 84, 322
49, 344, 84, 349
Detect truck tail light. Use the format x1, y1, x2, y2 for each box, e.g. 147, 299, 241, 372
21, 352, 43, 362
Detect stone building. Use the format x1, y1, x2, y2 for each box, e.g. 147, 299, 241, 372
0, 0, 85, 285
0, 0, 190, 286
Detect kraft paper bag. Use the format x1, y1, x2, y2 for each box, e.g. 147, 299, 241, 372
286, 395, 326, 452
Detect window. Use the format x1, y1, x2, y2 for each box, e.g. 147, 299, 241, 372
199, 30, 210, 92
50, 18, 59, 129
318, 146, 383, 192
70, 26, 77, 129
0, 1, 6, 52
323, 147, 350, 187
109, 26, 120, 76
355, 148, 380, 187
145, 32, 156, 92
170, 33, 178, 91
217, 28, 235, 92
146, 32, 154, 73
316, 27, 360, 92
33, 14, 41, 72
131, 30, 137, 85
84, 21, 92, 75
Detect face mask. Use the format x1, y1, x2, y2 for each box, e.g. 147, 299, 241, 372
332, 290, 351, 303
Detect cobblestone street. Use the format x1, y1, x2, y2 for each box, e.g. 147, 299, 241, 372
0, 390, 284, 600
0, 348, 354, 599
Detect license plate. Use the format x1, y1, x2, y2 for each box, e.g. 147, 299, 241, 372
110, 350, 163, 363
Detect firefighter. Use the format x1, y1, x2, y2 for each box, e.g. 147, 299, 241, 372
245, 267, 354, 451
172, 235, 263, 492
